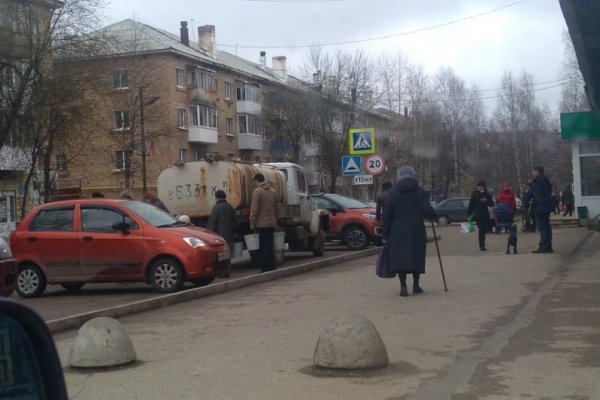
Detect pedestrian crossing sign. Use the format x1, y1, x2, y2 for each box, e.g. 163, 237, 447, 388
341, 155, 362, 176
349, 128, 376, 155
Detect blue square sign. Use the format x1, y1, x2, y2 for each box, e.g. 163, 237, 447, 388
349, 128, 375, 155
341, 155, 362, 176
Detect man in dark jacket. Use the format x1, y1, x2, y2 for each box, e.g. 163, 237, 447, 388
531, 166, 553, 253
561, 184, 575, 217
382, 166, 436, 297
375, 181, 392, 221
467, 180, 494, 251
206, 190, 238, 249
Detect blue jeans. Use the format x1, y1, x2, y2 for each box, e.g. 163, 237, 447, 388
535, 213, 553, 250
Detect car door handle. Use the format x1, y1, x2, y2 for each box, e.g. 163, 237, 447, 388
82, 236, 93, 241
27, 236, 37, 241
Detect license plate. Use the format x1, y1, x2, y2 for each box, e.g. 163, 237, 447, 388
218, 251, 231, 261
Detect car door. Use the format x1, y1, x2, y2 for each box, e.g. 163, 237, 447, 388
22, 205, 80, 279
314, 197, 341, 236
78, 204, 145, 280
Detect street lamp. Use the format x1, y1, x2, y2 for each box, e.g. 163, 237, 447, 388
139, 87, 160, 193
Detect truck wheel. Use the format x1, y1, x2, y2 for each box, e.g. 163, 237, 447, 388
343, 225, 369, 251
16, 264, 47, 298
149, 258, 184, 292
313, 229, 326, 256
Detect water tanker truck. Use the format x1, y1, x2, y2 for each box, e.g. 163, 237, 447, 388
157, 161, 327, 264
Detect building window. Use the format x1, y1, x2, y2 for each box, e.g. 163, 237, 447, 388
189, 68, 216, 91
113, 111, 131, 130
236, 81, 259, 102
115, 151, 126, 170
179, 148, 188, 162
226, 118, 233, 135
579, 142, 600, 196
56, 154, 66, 172
188, 105, 217, 128
176, 68, 185, 88
112, 70, 128, 90
237, 114, 261, 134
224, 81, 231, 100
177, 108, 186, 128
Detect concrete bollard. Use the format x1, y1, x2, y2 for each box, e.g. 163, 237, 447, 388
68, 317, 136, 368
313, 314, 388, 369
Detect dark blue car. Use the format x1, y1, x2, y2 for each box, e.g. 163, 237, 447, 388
434, 197, 470, 225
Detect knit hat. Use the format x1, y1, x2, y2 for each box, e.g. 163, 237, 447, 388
476, 180, 486, 188
397, 166, 416, 180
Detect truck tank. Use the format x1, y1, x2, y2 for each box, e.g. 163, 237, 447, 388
157, 161, 287, 218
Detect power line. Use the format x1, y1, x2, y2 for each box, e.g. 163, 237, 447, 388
217, 0, 528, 49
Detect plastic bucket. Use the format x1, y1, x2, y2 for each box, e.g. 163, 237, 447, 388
232, 242, 244, 258
274, 231, 285, 250
244, 233, 260, 251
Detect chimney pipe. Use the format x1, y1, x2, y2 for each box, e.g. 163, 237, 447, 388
180, 21, 189, 46
259, 51, 266, 68
198, 25, 216, 55
272, 56, 287, 81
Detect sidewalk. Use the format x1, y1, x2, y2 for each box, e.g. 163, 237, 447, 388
53, 226, 599, 399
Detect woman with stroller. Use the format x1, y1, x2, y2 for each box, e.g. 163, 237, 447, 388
498, 182, 517, 225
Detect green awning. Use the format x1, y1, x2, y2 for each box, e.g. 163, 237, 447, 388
560, 112, 600, 140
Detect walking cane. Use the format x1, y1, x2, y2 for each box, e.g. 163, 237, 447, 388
430, 220, 448, 292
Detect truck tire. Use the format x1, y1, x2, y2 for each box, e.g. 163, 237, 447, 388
313, 229, 326, 256
342, 225, 369, 251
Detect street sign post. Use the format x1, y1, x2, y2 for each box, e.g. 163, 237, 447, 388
341, 155, 362, 176
353, 175, 373, 185
348, 128, 376, 155
364, 154, 385, 175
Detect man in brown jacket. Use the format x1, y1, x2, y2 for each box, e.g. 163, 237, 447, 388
250, 173, 279, 272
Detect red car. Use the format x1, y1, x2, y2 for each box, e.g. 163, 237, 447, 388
9, 199, 231, 298
0, 237, 17, 296
310, 193, 382, 250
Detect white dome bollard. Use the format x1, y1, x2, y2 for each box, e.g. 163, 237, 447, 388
68, 317, 136, 368
313, 314, 388, 369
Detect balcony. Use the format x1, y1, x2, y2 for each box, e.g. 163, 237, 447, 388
236, 100, 261, 115
0, 146, 29, 171
238, 133, 263, 151
188, 126, 218, 144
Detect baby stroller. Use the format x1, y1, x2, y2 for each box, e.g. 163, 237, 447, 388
495, 203, 512, 233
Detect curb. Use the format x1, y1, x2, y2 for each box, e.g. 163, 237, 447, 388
46, 247, 381, 334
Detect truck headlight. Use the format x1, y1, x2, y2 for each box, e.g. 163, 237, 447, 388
183, 237, 207, 248
362, 213, 376, 221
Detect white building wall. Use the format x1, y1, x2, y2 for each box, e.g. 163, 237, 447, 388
571, 141, 600, 221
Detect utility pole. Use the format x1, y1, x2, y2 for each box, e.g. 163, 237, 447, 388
139, 87, 160, 193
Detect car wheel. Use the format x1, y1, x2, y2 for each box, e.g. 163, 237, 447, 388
343, 225, 369, 250
312, 229, 326, 256
437, 215, 450, 225
16, 264, 47, 298
191, 277, 215, 286
149, 258, 184, 292
61, 283, 85, 291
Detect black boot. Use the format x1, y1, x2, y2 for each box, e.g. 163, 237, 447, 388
399, 273, 408, 296
413, 273, 423, 294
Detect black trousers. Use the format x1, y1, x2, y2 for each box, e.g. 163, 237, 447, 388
256, 227, 277, 272
476, 220, 488, 249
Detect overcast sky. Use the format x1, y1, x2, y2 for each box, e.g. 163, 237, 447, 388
102, 0, 570, 115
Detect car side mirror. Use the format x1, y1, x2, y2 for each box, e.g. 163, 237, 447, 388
0, 299, 68, 399
112, 222, 131, 234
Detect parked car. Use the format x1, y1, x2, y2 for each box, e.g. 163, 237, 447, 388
9, 199, 231, 298
0, 237, 17, 296
434, 197, 470, 225
310, 193, 381, 250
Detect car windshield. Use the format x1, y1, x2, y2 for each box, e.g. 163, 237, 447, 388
325, 194, 370, 209
122, 201, 179, 227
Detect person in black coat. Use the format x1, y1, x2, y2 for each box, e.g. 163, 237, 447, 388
206, 190, 238, 248
467, 180, 494, 251
382, 166, 437, 297
531, 166, 553, 253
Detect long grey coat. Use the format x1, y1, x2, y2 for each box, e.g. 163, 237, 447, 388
206, 199, 238, 247
382, 179, 436, 274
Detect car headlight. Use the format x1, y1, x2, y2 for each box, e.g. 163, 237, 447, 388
362, 213, 376, 220
183, 237, 207, 248
0, 239, 12, 259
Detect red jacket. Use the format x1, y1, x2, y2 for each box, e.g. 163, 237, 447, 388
498, 189, 516, 212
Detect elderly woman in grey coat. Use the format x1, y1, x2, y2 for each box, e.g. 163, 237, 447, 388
382, 166, 437, 297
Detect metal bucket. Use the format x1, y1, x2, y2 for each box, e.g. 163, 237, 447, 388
232, 242, 244, 258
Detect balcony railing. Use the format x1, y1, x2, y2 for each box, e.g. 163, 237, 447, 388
238, 133, 263, 150
188, 126, 218, 144
236, 100, 261, 115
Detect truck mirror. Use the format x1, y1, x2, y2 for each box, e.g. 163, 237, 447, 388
0, 299, 68, 399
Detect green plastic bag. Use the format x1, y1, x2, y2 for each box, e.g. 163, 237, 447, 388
460, 215, 475, 233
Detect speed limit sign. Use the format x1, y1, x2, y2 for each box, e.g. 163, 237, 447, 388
364, 154, 385, 175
